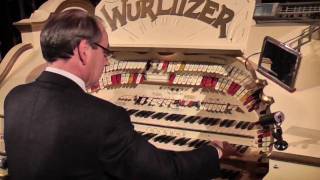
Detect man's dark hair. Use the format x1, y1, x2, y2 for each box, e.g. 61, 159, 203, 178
40, 9, 102, 62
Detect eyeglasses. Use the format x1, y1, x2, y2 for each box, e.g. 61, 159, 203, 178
94, 42, 113, 58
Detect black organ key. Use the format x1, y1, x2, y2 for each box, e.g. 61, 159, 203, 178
151, 112, 167, 119
241, 122, 250, 129
247, 122, 256, 130
225, 119, 236, 128
189, 116, 201, 123
184, 116, 195, 123
143, 111, 155, 118
156, 112, 168, 119
179, 138, 191, 146
235, 121, 244, 129
154, 135, 167, 142
202, 140, 210, 146
239, 146, 249, 154
173, 138, 186, 145
127, 109, 139, 115
208, 118, 219, 126
203, 118, 213, 125
142, 133, 157, 140
194, 140, 207, 148
170, 114, 178, 121
141, 97, 149, 105
134, 110, 144, 117
158, 135, 171, 143
236, 145, 243, 152
219, 119, 229, 127
151, 112, 161, 119
175, 114, 186, 122
164, 136, 176, 143
164, 114, 175, 121
198, 117, 209, 124
134, 97, 143, 104
188, 139, 200, 147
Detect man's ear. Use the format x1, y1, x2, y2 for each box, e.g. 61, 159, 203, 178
78, 40, 90, 65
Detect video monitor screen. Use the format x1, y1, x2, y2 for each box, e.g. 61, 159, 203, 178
258, 36, 301, 92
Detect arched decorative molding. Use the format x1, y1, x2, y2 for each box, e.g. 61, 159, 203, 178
14, 0, 94, 45
0, 43, 33, 85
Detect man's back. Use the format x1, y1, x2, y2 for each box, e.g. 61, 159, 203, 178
4, 72, 119, 180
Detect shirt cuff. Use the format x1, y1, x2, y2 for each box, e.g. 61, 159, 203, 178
209, 143, 223, 159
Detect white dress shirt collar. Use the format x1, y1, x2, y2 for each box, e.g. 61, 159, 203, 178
45, 67, 86, 91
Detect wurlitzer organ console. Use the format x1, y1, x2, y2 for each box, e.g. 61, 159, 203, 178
90, 0, 287, 179
0, 0, 289, 179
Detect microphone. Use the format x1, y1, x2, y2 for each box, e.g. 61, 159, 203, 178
255, 111, 284, 126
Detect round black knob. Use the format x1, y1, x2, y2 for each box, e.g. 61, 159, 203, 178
274, 140, 288, 151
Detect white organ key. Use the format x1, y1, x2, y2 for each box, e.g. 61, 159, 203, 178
194, 64, 200, 72
238, 89, 249, 100
118, 61, 124, 70
173, 75, 181, 84
212, 65, 219, 74
225, 65, 233, 75
120, 74, 126, 84
207, 104, 214, 111
139, 62, 144, 69
184, 64, 190, 71
211, 104, 218, 112
114, 61, 120, 71
238, 72, 247, 83
216, 65, 223, 74
158, 62, 164, 71
181, 75, 188, 84
196, 76, 203, 86
106, 75, 112, 85
221, 104, 227, 113
189, 64, 195, 71
220, 66, 227, 76
102, 75, 108, 86
175, 63, 181, 72
199, 103, 205, 110
125, 61, 131, 69
122, 61, 128, 69
217, 104, 224, 112
219, 78, 228, 92
215, 78, 223, 91
125, 73, 130, 84
134, 62, 140, 70
109, 63, 114, 71
224, 79, 233, 93
104, 65, 110, 72
191, 75, 198, 85
186, 75, 193, 85
203, 103, 210, 111
136, 73, 143, 84
201, 65, 208, 72
230, 67, 239, 79
198, 64, 204, 72
235, 86, 246, 97
167, 62, 173, 72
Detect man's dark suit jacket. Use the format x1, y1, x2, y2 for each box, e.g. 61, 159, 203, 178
4, 71, 220, 180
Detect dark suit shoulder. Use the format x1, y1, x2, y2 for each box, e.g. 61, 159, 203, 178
4, 83, 35, 106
